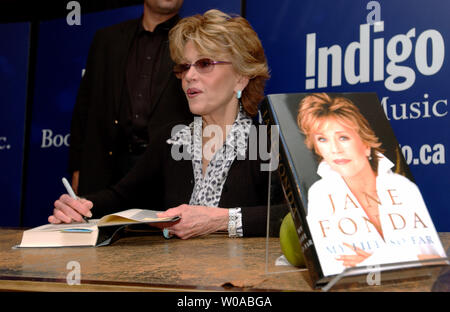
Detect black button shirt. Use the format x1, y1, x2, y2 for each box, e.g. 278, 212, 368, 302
125, 15, 179, 147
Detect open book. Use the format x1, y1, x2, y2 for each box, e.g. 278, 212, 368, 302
18, 209, 180, 248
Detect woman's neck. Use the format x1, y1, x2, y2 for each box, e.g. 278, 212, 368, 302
200, 104, 239, 176
202, 104, 240, 142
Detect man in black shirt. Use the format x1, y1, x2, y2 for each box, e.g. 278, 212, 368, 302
68, 0, 191, 196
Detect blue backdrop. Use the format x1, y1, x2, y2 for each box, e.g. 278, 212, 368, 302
22, 6, 143, 227
1, 0, 448, 231
247, 0, 449, 231
0, 22, 30, 226
21, 1, 241, 227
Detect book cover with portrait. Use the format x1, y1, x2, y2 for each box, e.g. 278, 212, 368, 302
260, 92, 447, 288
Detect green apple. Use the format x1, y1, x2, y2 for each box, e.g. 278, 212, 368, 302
279, 213, 305, 267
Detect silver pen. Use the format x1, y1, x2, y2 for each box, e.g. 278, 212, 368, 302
62, 177, 89, 223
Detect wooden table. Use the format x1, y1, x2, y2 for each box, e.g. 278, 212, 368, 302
0, 229, 448, 292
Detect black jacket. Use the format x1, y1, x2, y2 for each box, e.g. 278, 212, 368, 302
86, 121, 272, 237
68, 17, 192, 195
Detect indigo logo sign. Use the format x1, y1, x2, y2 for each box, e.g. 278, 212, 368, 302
305, 22, 445, 92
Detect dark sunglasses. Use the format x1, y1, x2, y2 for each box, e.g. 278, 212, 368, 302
173, 58, 232, 79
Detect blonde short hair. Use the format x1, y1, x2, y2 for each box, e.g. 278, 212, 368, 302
297, 93, 384, 172
169, 9, 270, 117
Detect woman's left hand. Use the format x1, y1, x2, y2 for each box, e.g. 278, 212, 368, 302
156, 204, 229, 239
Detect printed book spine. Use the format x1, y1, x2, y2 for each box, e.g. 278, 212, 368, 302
260, 96, 326, 287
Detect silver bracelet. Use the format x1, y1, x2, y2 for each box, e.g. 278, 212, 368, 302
228, 208, 242, 238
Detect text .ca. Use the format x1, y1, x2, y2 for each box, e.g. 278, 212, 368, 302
401, 143, 445, 166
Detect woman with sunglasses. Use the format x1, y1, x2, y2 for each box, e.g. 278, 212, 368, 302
49, 9, 272, 239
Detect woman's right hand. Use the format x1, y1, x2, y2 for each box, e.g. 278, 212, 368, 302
48, 194, 93, 224
335, 242, 372, 267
